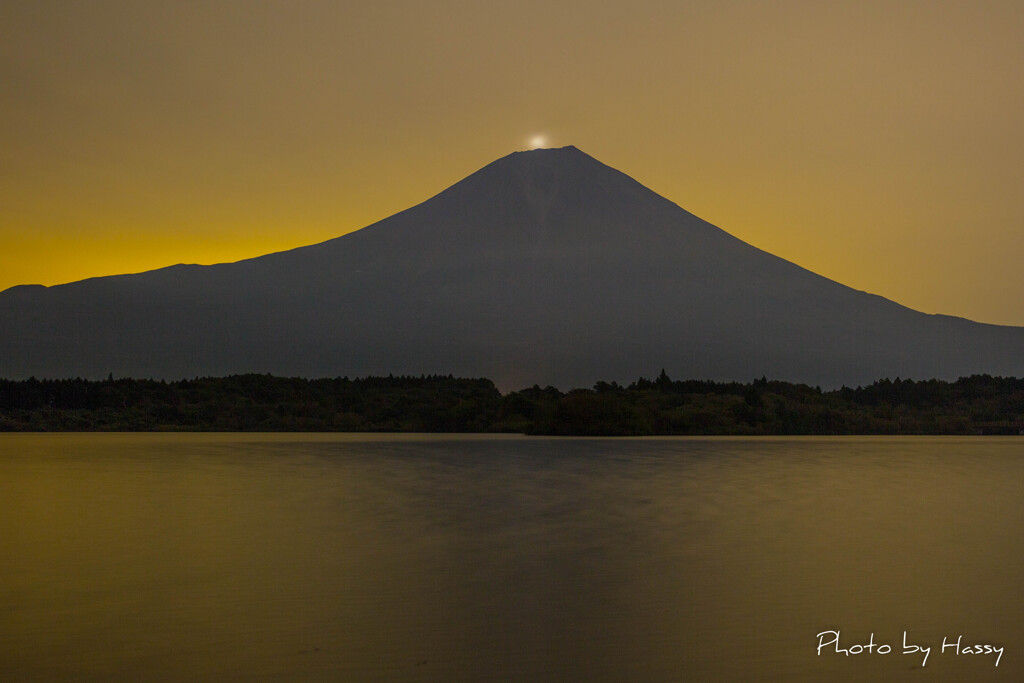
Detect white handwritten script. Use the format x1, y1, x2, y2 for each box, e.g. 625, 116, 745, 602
816, 630, 1003, 667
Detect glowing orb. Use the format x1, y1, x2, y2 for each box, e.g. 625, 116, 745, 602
528, 135, 547, 149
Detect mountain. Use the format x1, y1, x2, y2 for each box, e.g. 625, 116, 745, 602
2, 146, 1022, 390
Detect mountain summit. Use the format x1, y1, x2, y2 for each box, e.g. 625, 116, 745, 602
2, 147, 1022, 389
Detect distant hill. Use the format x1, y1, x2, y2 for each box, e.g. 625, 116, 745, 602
2, 146, 1022, 389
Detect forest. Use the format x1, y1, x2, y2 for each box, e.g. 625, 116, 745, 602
2, 372, 1022, 435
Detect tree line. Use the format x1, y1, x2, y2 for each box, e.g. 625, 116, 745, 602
1, 372, 1022, 435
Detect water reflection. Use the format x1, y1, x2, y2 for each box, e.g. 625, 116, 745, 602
1, 435, 1021, 680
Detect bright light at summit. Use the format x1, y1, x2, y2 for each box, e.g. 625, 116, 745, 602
528, 135, 547, 149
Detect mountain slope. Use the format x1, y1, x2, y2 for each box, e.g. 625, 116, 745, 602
2, 146, 1022, 389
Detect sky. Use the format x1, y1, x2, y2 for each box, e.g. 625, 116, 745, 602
2, 0, 1023, 325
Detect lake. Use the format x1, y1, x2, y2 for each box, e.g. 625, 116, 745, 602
1, 434, 1021, 681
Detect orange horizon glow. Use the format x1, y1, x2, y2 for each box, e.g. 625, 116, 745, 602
3, 2, 1023, 325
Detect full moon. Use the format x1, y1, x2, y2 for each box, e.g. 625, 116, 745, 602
528, 135, 547, 149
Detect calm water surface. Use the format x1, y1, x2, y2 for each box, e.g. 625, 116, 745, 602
1, 434, 1022, 681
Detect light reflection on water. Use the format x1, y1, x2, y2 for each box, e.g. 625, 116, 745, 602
1, 434, 1021, 681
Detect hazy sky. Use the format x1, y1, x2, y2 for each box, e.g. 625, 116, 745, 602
3, 1, 1023, 324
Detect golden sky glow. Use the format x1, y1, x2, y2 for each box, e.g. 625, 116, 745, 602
2, 1, 1023, 324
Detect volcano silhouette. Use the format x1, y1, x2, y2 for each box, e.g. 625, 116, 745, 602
2, 146, 1022, 389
